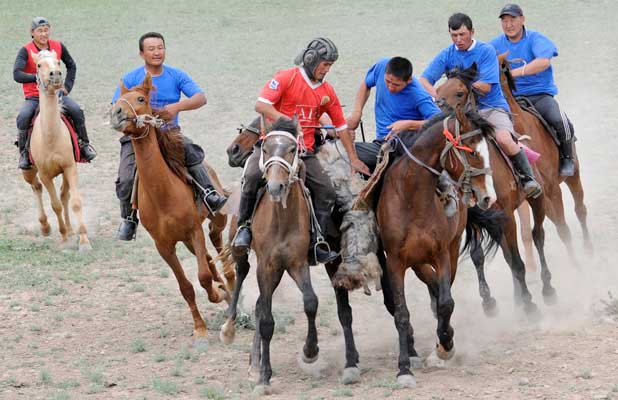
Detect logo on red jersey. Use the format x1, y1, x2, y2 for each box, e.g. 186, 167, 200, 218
269, 79, 280, 90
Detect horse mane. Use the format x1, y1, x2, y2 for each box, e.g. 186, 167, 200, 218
464, 108, 495, 138
501, 61, 518, 93
446, 66, 477, 91
156, 127, 189, 183
269, 117, 299, 136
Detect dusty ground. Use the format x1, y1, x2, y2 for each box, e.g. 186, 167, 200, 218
1, 1, 618, 399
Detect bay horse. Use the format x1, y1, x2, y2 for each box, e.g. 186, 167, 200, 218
497, 53, 592, 261
110, 74, 234, 344
436, 64, 555, 315
22, 50, 91, 250
377, 107, 502, 387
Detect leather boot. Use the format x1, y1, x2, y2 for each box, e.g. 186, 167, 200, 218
309, 210, 340, 266
187, 164, 227, 214
510, 150, 543, 199
558, 140, 575, 177
74, 123, 97, 162
437, 171, 458, 218
116, 202, 138, 241
17, 130, 32, 170
232, 192, 258, 255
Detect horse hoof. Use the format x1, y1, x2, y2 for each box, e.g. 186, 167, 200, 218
396, 374, 416, 388
193, 337, 209, 351
436, 343, 455, 361
341, 367, 361, 385
219, 320, 236, 345
482, 297, 499, 318
542, 287, 558, 306
79, 242, 92, 253
409, 356, 423, 370
253, 384, 273, 396
302, 353, 319, 364
41, 225, 51, 237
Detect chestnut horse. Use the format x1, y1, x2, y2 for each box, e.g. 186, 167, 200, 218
22, 50, 91, 250
437, 64, 555, 315
377, 108, 501, 387
110, 74, 233, 344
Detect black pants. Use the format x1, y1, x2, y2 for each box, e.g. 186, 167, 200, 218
16, 96, 85, 132
115, 134, 205, 218
241, 145, 337, 235
526, 94, 574, 143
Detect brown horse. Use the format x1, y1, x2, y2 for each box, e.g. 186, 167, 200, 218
377, 108, 501, 387
110, 74, 233, 344
497, 53, 592, 261
437, 64, 555, 315
22, 50, 91, 250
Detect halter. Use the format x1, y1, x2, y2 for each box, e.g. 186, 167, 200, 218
237, 123, 260, 136
116, 97, 164, 140
258, 130, 301, 185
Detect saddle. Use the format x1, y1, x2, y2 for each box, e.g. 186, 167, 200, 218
515, 97, 575, 146
27, 111, 85, 164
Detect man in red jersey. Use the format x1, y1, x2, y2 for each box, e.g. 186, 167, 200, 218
13, 17, 96, 169
233, 37, 369, 265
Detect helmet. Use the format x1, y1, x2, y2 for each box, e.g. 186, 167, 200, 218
31, 17, 51, 31
294, 37, 338, 80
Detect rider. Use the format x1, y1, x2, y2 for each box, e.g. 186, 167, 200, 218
13, 17, 97, 170
112, 32, 227, 240
232, 37, 370, 265
490, 4, 575, 176
419, 13, 542, 198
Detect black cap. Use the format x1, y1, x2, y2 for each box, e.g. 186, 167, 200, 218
499, 4, 523, 18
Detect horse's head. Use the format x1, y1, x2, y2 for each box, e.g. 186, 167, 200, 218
33, 50, 63, 95
110, 74, 161, 137
441, 106, 494, 210
436, 63, 478, 111
227, 116, 261, 168
259, 116, 301, 205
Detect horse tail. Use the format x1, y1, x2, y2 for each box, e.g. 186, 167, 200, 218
461, 205, 505, 259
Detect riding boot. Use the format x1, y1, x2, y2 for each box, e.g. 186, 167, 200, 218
309, 210, 340, 266
116, 202, 139, 241
232, 192, 258, 255
437, 171, 458, 218
558, 140, 575, 177
17, 129, 33, 170
510, 150, 543, 199
187, 164, 228, 214
74, 123, 97, 162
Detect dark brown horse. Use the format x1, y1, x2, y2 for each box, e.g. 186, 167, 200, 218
377, 108, 501, 387
110, 74, 234, 344
437, 64, 555, 315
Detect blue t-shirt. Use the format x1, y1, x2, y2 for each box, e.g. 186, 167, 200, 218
112, 64, 203, 126
490, 29, 558, 96
422, 40, 510, 112
366, 58, 440, 140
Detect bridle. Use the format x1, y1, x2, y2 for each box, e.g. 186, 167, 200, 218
35, 53, 62, 93
116, 97, 164, 140
258, 130, 301, 185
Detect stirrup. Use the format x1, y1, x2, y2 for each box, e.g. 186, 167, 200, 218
202, 188, 227, 214
116, 217, 138, 241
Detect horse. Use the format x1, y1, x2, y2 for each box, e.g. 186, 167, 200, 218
21, 50, 91, 250
436, 64, 555, 315
110, 73, 234, 344
497, 53, 592, 262
377, 107, 502, 387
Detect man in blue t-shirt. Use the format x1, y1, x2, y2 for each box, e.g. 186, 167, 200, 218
112, 32, 226, 241
491, 4, 575, 176
420, 13, 541, 198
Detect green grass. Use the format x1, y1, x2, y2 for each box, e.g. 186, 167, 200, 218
56, 379, 80, 389
39, 369, 53, 385
130, 338, 147, 353
81, 367, 104, 385
200, 386, 226, 399
333, 387, 354, 397
152, 378, 180, 395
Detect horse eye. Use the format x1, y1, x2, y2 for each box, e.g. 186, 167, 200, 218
456, 92, 465, 98
137, 96, 145, 103
37, 63, 41, 68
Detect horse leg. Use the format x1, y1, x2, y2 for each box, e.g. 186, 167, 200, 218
188, 231, 228, 305
155, 241, 208, 342
500, 215, 538, 314
435, 253, 455, 361
220, 253, 250, 345
39, 175, 68, 244
564, 169, 592, 254
544, 185, 576, 265
528, 196, 557, 305
253, 265, 285, 392
470, 231, 498, 316
207, 213, 227, 254
288, 265, 320, 365
63, 167, 90, 251
516, 202, 537, 272
387, 256, 416, 388
22, 169, 51, 236
60, 174, 73, 237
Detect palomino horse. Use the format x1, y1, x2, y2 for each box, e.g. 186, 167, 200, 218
377, 108, 502, 387
110, 74, 234, 343
22, 50, 91, 250
437, 64, 555, 315
497, 53, 592, 262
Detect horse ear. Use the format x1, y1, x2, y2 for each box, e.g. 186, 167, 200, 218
469, 62, 478, 75
119, 81, 129, 95
142, 73, 153, 91
497, 51, 508, 64
259, 113, 272, 134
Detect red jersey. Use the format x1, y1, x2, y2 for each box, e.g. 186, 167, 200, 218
22, 39, 63, 98
258, 67, 347, 152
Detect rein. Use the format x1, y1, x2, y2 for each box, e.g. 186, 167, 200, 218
117, 97, 165, 140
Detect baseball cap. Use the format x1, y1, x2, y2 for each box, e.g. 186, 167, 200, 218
31, 17, 51, 30
499, 4, 523, 18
